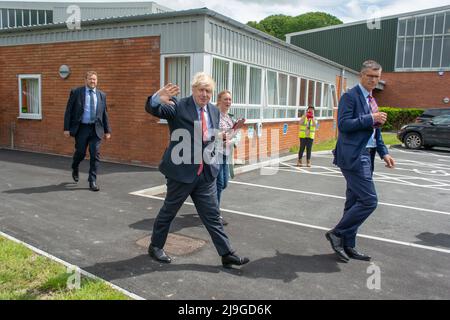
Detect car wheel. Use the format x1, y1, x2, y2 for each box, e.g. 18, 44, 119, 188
404, 132, 422, 149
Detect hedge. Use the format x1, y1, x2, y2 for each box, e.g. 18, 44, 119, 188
378, 107, 424, 131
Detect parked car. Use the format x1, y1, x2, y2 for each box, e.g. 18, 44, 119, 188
398, 115, 450, 149
415, 108, 450, 123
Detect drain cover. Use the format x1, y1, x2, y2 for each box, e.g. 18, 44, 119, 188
136, 233, 206, 255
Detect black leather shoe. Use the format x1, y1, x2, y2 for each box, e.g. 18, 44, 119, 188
148, 245, 171, 263
72, 169, 79, 182
344, 247, 371, 261
221, 253, 249, 269
220, 216, 228, 226
89, 181, 100, 192
325, 231, 350, 263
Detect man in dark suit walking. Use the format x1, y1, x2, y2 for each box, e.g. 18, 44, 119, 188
145, 72, 249, 268
64, 71, 111, 191
327, 60, 395, 262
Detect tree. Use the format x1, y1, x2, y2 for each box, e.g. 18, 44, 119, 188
247, 12, 342, 40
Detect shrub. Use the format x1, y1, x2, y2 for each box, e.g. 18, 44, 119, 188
378, 107, 424, 131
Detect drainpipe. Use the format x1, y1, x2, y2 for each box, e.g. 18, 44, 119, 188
10, 122, 15, 149
340, 68, 346, 97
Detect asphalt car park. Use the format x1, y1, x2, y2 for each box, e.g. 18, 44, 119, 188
1, 146, 449, 299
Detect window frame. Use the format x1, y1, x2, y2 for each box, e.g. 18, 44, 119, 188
18, 74, 42, 120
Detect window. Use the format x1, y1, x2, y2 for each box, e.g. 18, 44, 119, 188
23, 10, 30, 26
18, 75, 41, 120
299, 78, 307, 106
396, 11, 450, 70
164, 56, 190, 99
416, 17, 425, 36
278, 73, 288, 106
443, 36, 450, 68
315, 82, 322, 107
307, 80, 315, 106
8, 9, 15, 28
1, 9, 7, 28
232, 63, 247, 104
38, 10, 45, 24
331, 85, 338, 109
413, 37, 423, 68
435, 13, 445, 34
249, 67, 262, 105
16, 9, 22, 27
288, 76, 297, 106
45, 10, 53, 24
212, 58, 229, 102
31, 10, 37, 25
267, 70, 278, 105
432, 36, 443, 68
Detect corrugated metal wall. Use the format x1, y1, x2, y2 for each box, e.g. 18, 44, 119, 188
0, 17, 204, 54
205, 18, 352, 84
289, 19, 398, 72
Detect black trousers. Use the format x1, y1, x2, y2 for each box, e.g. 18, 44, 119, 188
298, 138, 314, 160
72, 124, 101, 182
151, 172, 233, 256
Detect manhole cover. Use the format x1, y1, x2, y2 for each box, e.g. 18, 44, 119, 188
136, 233, 206, 255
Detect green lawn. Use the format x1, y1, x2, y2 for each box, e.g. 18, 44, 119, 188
0, 236, 130, 300
290, 132, 401, 153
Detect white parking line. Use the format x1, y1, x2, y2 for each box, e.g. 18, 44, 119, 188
132, 194, 450, 255
229, 180, 450, 216
277, 162, 450, 191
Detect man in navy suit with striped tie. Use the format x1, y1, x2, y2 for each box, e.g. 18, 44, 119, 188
327, 60, 395, 262
145, 72, 249, 268
64, 71, 111, 191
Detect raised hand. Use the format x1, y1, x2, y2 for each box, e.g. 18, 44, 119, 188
155, 83, 180, 106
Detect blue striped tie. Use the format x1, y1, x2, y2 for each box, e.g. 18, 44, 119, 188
89, 89, 95, 123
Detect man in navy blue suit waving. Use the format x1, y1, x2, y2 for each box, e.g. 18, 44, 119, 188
327, 60, 395, 262
145, 72, 249, 269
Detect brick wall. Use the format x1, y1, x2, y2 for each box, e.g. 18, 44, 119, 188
376, 71, 450, 108
233, 118, 337, 162
0, 36, 167, 165
0, 36, 338, 166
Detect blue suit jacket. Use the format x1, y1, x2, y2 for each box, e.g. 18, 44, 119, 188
145, 95, 220, 184
63, 87, 111, 139
333, 85, 388, 171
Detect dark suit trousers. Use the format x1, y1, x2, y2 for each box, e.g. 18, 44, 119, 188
334, 149, 378, 248
151, 172, 233, 256
72, 124, 101, 182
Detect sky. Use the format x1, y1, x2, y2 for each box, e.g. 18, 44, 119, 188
3, 0, 450, 24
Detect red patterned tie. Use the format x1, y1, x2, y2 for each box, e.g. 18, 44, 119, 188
368, 95, 380, 127
197, 107, 208, 176
368, 95, 378, 113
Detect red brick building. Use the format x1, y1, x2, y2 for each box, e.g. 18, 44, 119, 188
0, 8, 358, 166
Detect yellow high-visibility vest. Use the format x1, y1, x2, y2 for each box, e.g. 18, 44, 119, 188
298, 117, 316, 139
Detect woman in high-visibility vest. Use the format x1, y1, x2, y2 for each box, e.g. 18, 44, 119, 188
297, 106, 317, 167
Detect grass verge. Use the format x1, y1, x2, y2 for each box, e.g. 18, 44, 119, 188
0, 235, 131, 300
